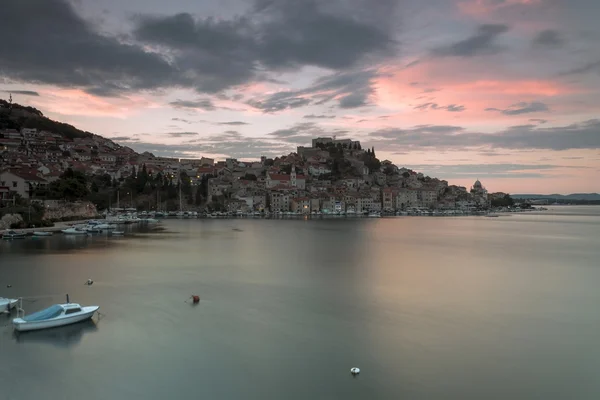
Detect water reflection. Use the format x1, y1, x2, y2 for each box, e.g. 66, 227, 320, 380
12, 319, 98, 348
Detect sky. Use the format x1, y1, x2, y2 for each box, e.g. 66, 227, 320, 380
1, 0, 599, 194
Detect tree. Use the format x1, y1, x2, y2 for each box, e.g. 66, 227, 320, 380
47, 168, 89, 201
242, 173, 257, 181
180, 170, 192, 196
402, 171, 410, 178
91, 181, 99, 193
136, 164, 149, 193
491, 194, 515, 208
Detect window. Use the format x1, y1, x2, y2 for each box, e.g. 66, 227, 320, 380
65, 307, 82, 315
12, 181, 17, 188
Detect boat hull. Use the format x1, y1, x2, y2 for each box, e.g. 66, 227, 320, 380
1, 298, 18, 312
13, 306, 99, 332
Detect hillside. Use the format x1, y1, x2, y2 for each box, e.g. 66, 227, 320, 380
0, 99, 92, 140
513, 193, 600, 201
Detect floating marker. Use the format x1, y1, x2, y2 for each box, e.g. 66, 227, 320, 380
350, 367, 360, 375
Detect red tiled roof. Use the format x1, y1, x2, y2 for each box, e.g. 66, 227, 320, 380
5, 169, 47, 182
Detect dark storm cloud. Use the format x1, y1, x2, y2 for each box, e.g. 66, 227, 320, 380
414, 103, 466, 112
368, 119, 600, 151
485, 101, 549, 115
432, 24, 510, 57
1, 90, 40, 96
253, 0, 397, 70
0, 0, 398, 97
0, 0, 176, 95
533, 29, 565, 48
169, 99, 216, 111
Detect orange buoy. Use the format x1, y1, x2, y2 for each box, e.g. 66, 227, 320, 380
191, 295, 200, 304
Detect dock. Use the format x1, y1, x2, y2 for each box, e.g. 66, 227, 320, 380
2, 220, 92, 235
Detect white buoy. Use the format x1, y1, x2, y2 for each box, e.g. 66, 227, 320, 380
86, 279, 93, 286
350, 367, 360, 375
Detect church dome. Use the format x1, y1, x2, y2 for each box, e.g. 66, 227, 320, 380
473, 179, 482, 189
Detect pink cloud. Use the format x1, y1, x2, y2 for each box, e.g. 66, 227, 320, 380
30, 88, 160, 118
364, 59, 586, 130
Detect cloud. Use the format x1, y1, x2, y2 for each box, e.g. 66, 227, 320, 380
247, 94, 312, 112
217, 121, 249, 126
164, 131, 199, 137
485, 101, 549, 115
169, 98, 216, 111
0, 0, 176, 96
249, 69, 380, 112
267, 122, 329, 144
339, 92, 371, 108
414, 103, 466, 112
368, 119, 600, 151
109, 136, 135, 142
120, 129, 292, 158
529, 118, 548, 124
559, 60, 600, 76
303, 114, 336, 119
533, 29, 564, 48
171, 117, 195, 124
432, 24, 510, 57
1, 90, 40, 96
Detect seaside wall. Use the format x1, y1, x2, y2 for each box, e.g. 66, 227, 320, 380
42, 200, 99, 221
0, 213, 24, 230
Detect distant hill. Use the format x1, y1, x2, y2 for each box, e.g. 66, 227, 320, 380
513, 193, 600, 201
0, 99, 92, 140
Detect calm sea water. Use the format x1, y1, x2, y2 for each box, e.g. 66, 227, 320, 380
1, 206, 599, 400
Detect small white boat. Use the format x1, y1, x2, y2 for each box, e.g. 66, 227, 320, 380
12, 296, 99, 332
61, 227, 89, 235
2, 230, 27, 240
367, 212, 381, 218
32, 231, 53, 237
110, 231, 124, 236
1, 297, 18, 312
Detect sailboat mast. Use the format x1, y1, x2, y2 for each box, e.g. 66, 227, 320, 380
178, 159, 182, 212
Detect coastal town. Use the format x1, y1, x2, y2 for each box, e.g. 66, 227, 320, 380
0, 99, 516, 228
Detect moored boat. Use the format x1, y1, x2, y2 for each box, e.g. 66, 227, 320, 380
32, 231, 53, 237
1, 297, 18, 312
12, 296, 99, 332
2, 230, 27, 240
61, 227, 89, 235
